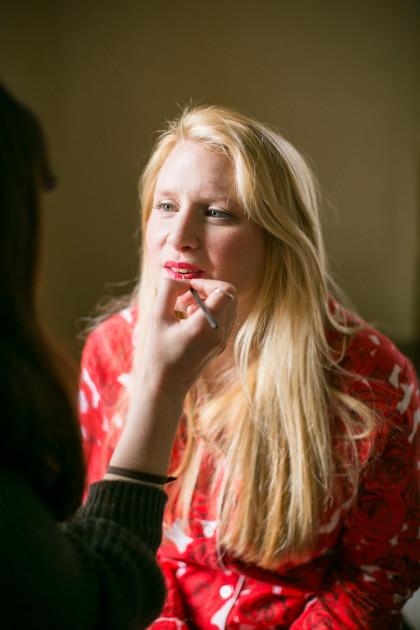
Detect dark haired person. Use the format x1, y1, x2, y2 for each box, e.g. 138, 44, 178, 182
0, 84, 236, 629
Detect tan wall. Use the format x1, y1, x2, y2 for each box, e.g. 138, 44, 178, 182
1, 0, 419, 356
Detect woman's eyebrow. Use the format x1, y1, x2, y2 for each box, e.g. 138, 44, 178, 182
153, 189, 240, 208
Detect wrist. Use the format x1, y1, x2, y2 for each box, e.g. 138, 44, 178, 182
106, 466, 176, 485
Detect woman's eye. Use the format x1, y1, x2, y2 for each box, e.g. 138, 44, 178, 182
158, 202, 175, 212
206, 208, 231, 220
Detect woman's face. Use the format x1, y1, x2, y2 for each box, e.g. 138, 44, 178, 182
146, 140, 266, 323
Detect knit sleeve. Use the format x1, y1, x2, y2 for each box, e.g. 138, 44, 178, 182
0, 470, 167, 630
62, 480, 168, 629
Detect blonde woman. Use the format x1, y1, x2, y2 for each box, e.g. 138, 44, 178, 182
79, 105, 420, 629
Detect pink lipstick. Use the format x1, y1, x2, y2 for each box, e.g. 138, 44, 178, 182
164, 260, 206, 280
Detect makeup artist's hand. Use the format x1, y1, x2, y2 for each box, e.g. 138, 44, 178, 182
106, 278, 236, 480
141, 277, 237, 396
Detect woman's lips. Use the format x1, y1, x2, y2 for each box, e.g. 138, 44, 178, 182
164, 261, 206, 280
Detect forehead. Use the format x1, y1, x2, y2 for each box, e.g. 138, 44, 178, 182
154, 140, 235, 198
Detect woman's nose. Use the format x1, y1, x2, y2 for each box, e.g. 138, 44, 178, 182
166, 213, 199, 250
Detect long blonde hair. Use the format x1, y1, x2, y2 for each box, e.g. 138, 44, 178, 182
131, 105, 374, 568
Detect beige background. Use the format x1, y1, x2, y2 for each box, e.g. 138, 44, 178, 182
1, 0, 419, 357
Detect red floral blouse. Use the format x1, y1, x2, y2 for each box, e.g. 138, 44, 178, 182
79, 305, 420, 629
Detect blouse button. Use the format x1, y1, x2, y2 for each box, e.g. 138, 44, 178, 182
219, 584, 234, 599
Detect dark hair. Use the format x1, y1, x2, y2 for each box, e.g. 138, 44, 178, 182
0, 84, 85, 520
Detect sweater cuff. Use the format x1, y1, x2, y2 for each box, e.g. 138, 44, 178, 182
80, 480, 168, 553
